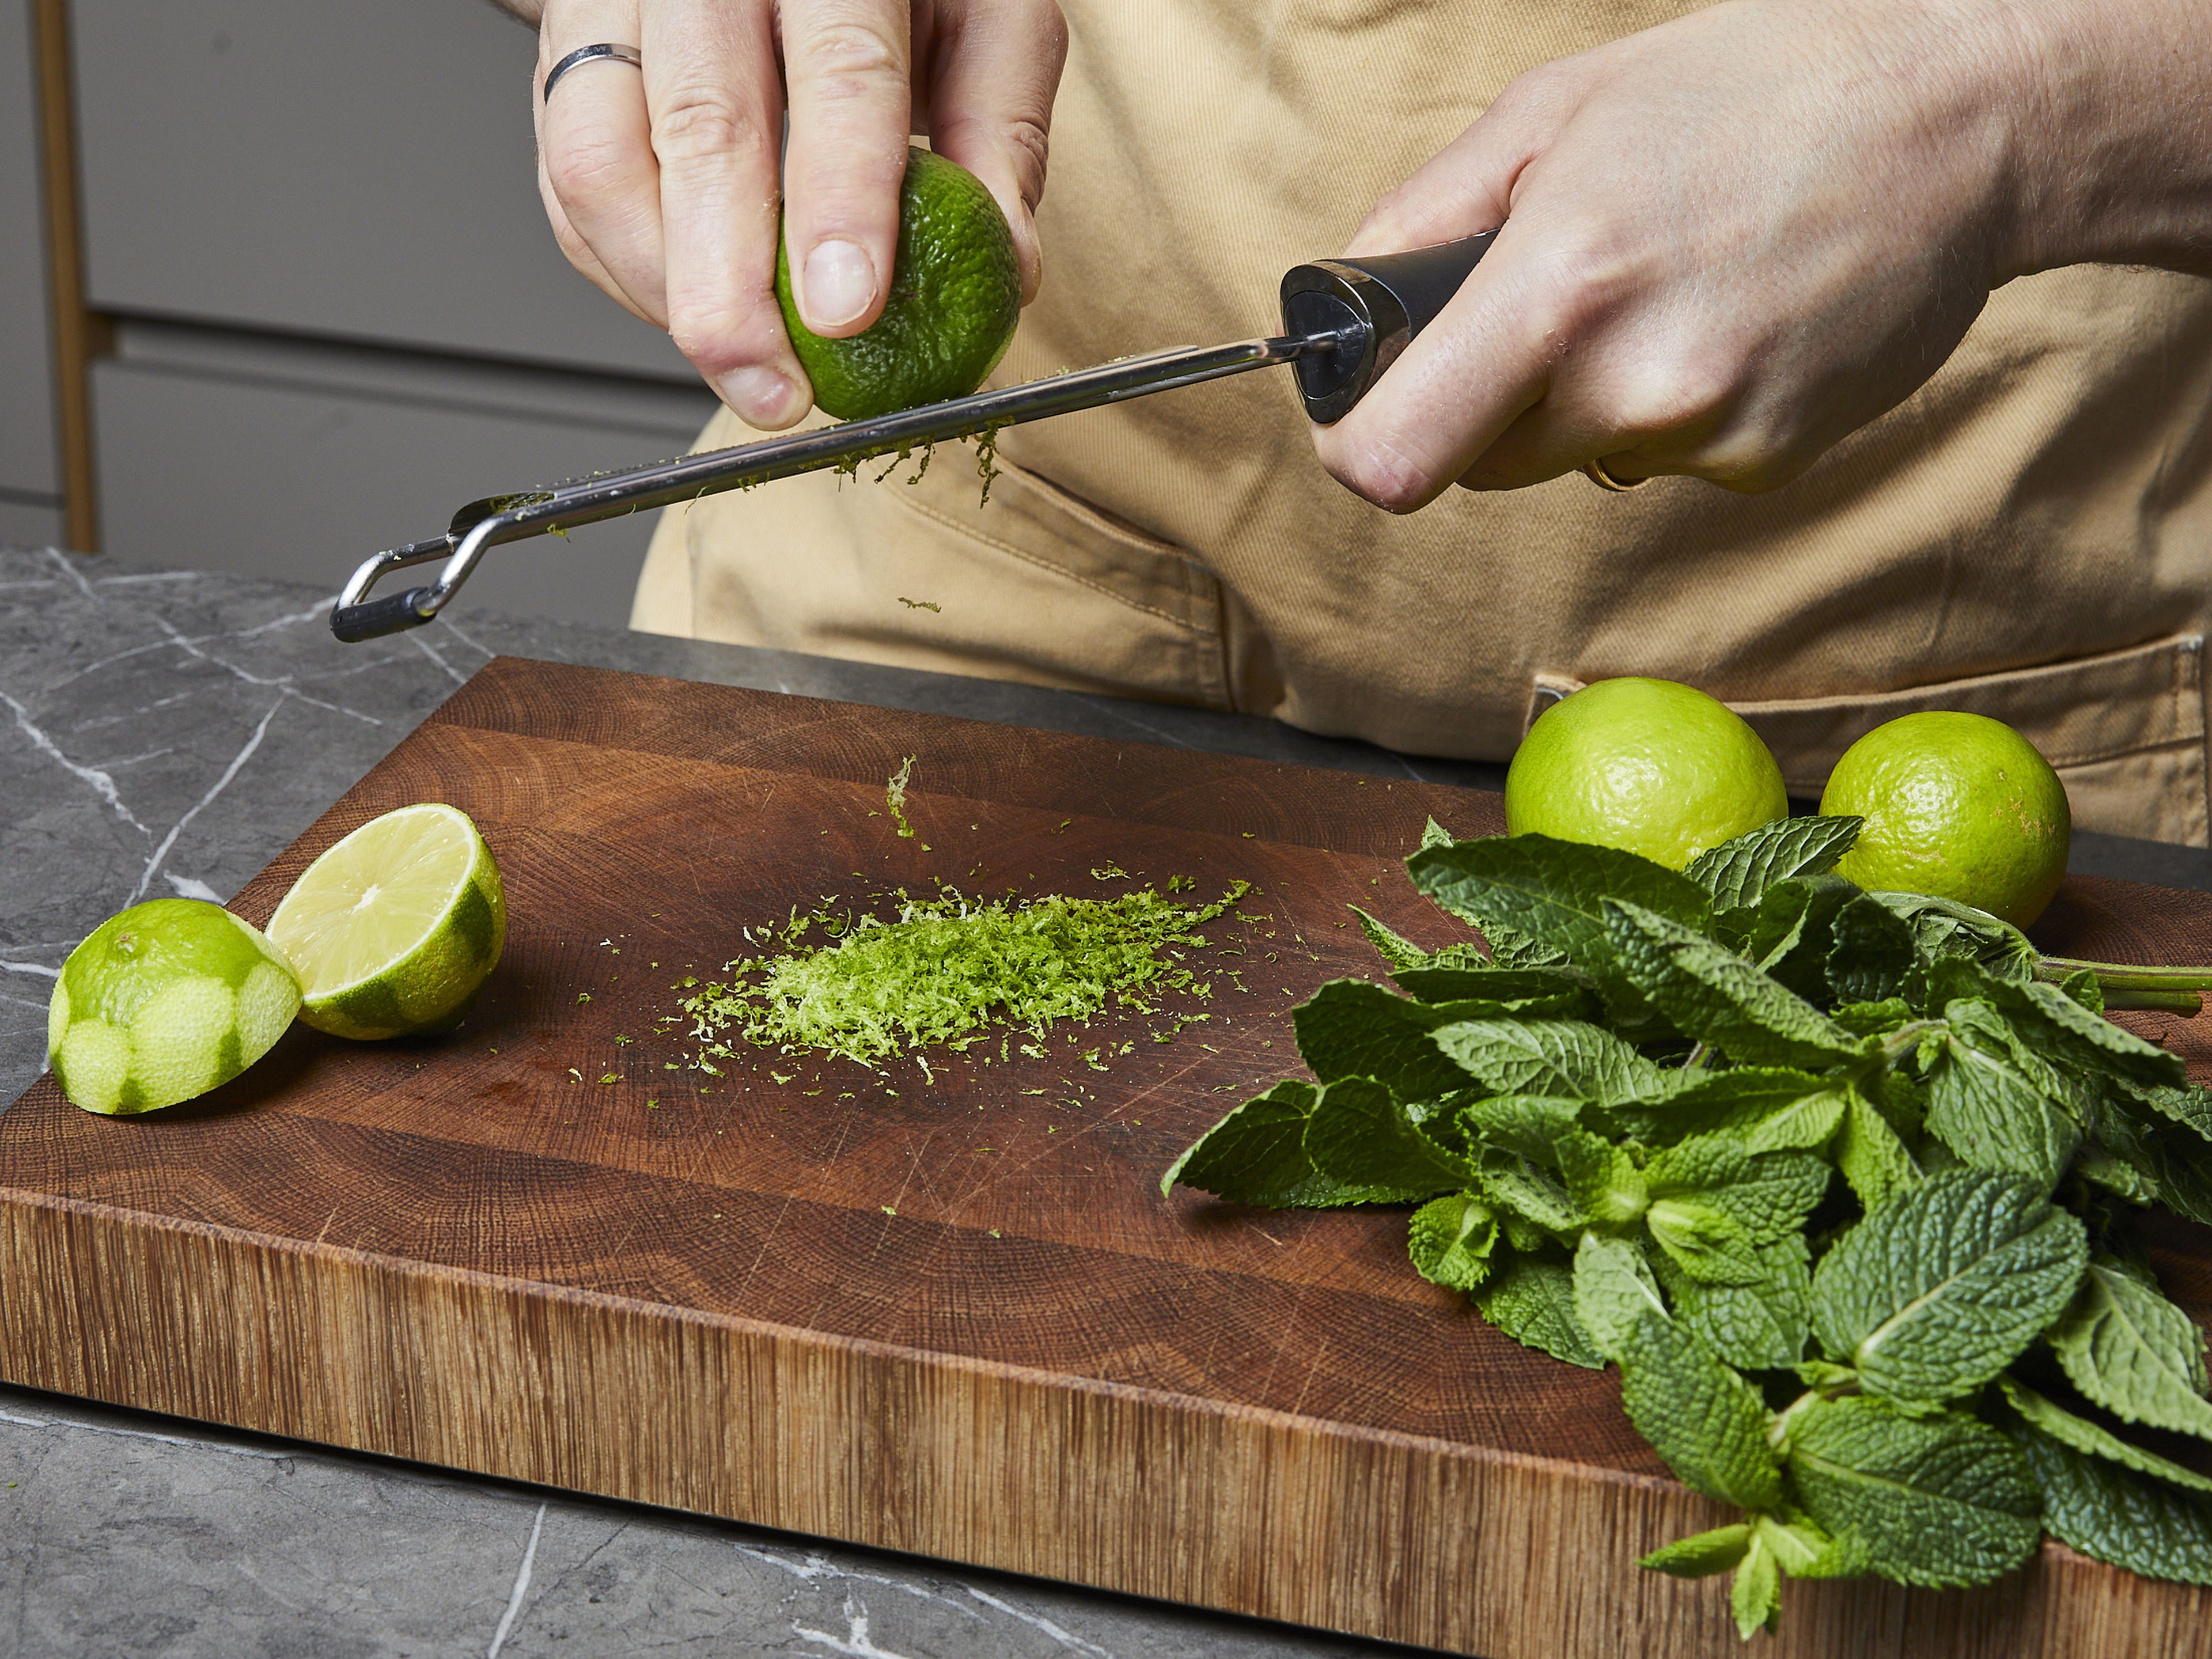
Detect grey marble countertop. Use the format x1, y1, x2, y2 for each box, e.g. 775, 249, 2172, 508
6, 544, 2209, 1659
2, 543, 1524, 1659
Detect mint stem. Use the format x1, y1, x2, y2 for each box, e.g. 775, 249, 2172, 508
2036, 957, 2212, 1014
2037, 956, 2212, 990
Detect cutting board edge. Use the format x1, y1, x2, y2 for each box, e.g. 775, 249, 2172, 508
7, 1183, 2207, 1659
0, 1177, 1669, 1488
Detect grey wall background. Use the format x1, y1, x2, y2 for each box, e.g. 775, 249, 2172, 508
1, 0, 63, 547
52, 0, 719, 623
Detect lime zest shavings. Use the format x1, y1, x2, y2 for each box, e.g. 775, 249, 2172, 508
886, 756, 918, 840
680, 880, 1251, 1069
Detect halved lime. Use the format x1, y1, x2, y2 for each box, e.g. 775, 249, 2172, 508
50, 897, 301, 1115
267, 802, 506, 1040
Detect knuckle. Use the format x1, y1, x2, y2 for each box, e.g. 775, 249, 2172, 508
1520, 233, 1640, 355
651, 84, 752, 164
544, 128, 636, 206
669, 310, 783, 380
789, 14, 906, 96
1608, 355, 1737, 441
1003, 119, 1051, 204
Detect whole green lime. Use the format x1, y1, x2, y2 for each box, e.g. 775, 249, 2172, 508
776, 147, 1021, 421
48, 897, 301, 1115
1820, 711, 2070, 927
1506, 677, 1789, 869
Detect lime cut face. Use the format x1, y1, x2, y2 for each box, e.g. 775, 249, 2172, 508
267, 802, 507, 1040
49, 897, 301, 1115
1506, 677, 1789, 870
776, 146, 1021, 421
1821, 711, 2070, 928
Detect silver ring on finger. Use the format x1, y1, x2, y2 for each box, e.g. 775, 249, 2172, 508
543, 42, 642, 105
1581, 452, 1650, 493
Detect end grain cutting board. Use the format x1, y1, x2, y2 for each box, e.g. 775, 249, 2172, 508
6, 656, 2212, 1657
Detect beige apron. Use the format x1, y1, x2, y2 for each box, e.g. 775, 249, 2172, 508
635, 0, 2212, 846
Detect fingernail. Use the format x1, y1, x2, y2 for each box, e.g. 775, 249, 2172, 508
718, 365, 805, 428
802, 239, 877, 329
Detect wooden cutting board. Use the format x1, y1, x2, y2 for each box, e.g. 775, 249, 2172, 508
5, 655, 2212, 1657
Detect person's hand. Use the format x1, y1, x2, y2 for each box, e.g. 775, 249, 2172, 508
1309, 0, 2062, 509
522, 0, 1066, 429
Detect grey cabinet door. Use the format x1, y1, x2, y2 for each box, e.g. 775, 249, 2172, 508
72, 0, 695, 382
1, 0, 60, 500
92, 323, 717, 626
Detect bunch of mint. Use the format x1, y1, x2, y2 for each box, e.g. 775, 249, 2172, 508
1163, 816, 2212, 1639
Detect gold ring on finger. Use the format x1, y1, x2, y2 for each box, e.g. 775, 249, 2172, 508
1581, 453, 1650, 493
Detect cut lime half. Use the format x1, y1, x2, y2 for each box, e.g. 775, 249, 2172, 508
50, 897, 301, 1115
268, 802, 506, 1040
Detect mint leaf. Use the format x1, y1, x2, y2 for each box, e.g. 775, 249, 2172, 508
1292, 979, 1488, 1101
1808, 1168, 2088, 1407
1406, 834, 1712, 987
1930, 960, 2185, 1099
1392, 963, 1597, 1018
1832, 997, 1915, 1037
1825, 893, 1920, 1006
1646, 1196, 1767, 1286
1604, 1067, 1835, 1150
1639, 1523, 1753, 1577
1558, 1130, 1649, 1226
1419, 815, 1454, 851
1688, 815, 1862, 910
1572, 1232, 1671, 1361
1475, 1150, 1584, 1235
1407, 1192, 1499, 1292
1997, 1376, 2212, 1498
1347, 905, 1432, 972
1755, 1511, 1853, 1579
1162, 1080, 1407, 1207
1658, 1233, 1813, 1372
1868, 892, 2039, 982
1603, 900, 1866, 1069
1456, 1092, 1585, 1163
2093, 1101, 2212, 1228
2134, 1081, 2212, 1145
1471, 1249, 1605, 1369
1785, 1396, 2041, 1588
1575, 1235, 1788, 1510
1303, 1076, 1474, 1200
1734, 1085, 1849, 1156
1833, 1082, 1919, 1211
1434, 1016, 1668, 1106
2013, 1413, 2212, 1585
1731, 876, 1856, 1003
2048, 1259, 2212, 1441
1730, 1533, 1782, 1640
1650, 1142, 1831, 1245
1922, 998, 2082, 1189
1478, 918, 1578, 969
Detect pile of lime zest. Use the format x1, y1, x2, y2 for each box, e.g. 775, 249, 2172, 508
885, 756, 918, 839
680, 879, 1251, 1069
